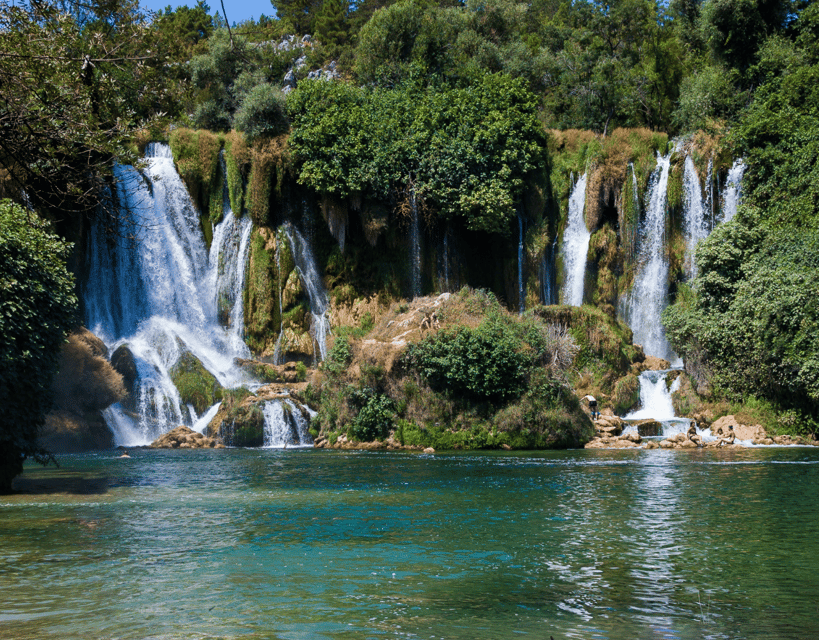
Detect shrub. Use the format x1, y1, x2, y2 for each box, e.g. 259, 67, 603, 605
234, 83, 289, 142
403, 313, 530, 402
349, 390, 395, 441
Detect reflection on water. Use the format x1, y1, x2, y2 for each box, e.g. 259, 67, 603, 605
2, 448, 819, 639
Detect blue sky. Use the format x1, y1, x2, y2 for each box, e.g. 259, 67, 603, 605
139, 0, 271, 25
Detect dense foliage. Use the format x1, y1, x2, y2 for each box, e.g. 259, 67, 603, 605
288, 73, 546, 234
0, 201, 78, 492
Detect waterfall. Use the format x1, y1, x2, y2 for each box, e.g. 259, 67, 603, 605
721, 159, 746, 224
560, 173, 589, 306
85, 143, 253, 445
209, 210, 253, 352
517, 213, 525, 314
624, 370, 715, 440
283, 222, 331, 362
409, 184, 421, 299
683, 156, 708, 280
624, 152, 677, 362
262, 398, 314, 448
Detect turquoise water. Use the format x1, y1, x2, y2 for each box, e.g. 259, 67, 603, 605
2, 448, 818, 639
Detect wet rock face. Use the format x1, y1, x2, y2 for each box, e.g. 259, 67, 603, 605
110, 344, 138, 410
151, 425, 224, 449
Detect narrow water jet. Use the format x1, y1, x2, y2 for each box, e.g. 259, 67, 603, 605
683, 156, 708, 280
283, 222, 331, 362
561, 173, 589, 306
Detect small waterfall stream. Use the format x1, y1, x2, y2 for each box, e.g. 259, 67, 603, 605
409, 184, 421, 299
262, 399, 315, 448
624, 152, 676, 362
683, 156, 708, 280
721, 159, 746, 223
283, 222, 331, 362
518, 213, 525, 313
561, 173, 589, 306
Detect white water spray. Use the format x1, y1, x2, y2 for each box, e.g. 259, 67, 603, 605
624, 152, 677, 362
86, 143, 253, 445
561, 173, 589, 306
283, 222, 331, 362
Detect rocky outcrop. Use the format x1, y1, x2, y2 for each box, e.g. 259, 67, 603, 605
235, 358, 310, 383
150, 425, 224, 449
40, 328, 126, 452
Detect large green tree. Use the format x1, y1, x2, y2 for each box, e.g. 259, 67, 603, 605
0, 201, 78, 493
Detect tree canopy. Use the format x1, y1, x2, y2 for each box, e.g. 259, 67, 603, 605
0, 200, 78, 493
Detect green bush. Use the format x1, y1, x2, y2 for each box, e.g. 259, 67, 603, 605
234, 83, 289, 142
403, 313, 530, 402
349, 389, 395, 441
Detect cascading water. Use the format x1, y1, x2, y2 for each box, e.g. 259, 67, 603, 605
518, 213, 525, 314
560, 173, 589, 306
721, 159, 746, 224
625, 370, 715, 440
624, 152, 677, 362
86, 143, 253, 445
283, 222, 331, 362
683, 156, 708, 280
272, 234, 285, 365
262, 399, 315, 448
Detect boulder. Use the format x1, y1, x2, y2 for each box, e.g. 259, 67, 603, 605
644, 441, 659, 449
630, 419, 661, 437
41, 328, 126, 452
151, 425, 224, 449
659, 439, 676, 449
710, 416, 766, 441
169, 350, 223, 415
110, 344, 139, 410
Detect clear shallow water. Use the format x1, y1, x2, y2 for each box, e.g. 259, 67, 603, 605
2, 448, 819, 640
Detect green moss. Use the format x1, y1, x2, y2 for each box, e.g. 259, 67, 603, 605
243, 228, 279, 354
168, 128, 222, 219
169, 351, 223, 415
223, 404, 265, 447
612, 374, 640, 414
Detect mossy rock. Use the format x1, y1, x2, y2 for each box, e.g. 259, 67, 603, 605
220, 404, 265, 447
612, 373, 640, 415
169, 351, 223, 415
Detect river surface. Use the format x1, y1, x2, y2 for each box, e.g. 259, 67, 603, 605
2, 448, 818, 640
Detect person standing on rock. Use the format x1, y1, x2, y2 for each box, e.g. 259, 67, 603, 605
583, 395, 599, 420
687, 422, 702, 447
